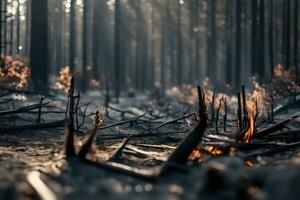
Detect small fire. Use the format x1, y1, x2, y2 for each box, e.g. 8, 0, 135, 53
0, 54, 30, 89
55, 66, 72, 92
243, 101, 256, 143
245, 159, 254, 167
204, 146, 224, 156
237, 100, 257, 143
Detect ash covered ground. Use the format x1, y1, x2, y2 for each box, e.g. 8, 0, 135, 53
0, 88, 300, 200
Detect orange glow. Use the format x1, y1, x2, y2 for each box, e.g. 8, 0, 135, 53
188, 148, 202, 160
55, 66, 72, 92
245, 159, 254, 167
0, 54, 30, 89
242, 101, 256, 143
204, 146, 224, 156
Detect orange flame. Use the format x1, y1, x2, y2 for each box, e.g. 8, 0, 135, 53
243, 101, 256, 143
204, 146, 224, 156
245, 159, 254, 167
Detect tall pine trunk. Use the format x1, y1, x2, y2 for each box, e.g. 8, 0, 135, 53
30, 0, 49, 90
114, 0, 121, 102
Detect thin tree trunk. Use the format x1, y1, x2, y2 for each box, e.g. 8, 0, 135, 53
177, 0, 182, 85
16, 0, 20, 55
114, 0, 121, 102
251, 0, 258, 76
69, 0, 76, 74
235, 0, 242, 87
225, 0, 233, 85
92, 0, 100, 80
30, 0, 49, 90
269, 0, 274, 76
294, 0, 298, 82
207, 0, 216, 83
82, 0, 88, 93
258, 0, 265, 78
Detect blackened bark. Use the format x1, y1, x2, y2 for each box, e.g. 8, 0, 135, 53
114, 0, 121, 102
30, 0, 49, 90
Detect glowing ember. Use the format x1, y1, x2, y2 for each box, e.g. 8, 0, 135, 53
188, 148, 202, 160
55, 66, 72, 92
204, 146, 224, 156
245, 159, 254, 167
0, 54, 30, 89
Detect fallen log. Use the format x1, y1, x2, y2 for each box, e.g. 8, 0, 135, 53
0, 119, 66, 132
0, 102, 50, 116
255, 114, 299, 137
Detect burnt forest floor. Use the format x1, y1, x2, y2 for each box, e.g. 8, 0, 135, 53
0, 89, 300, 200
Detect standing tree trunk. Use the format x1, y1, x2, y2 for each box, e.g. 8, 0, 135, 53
69, 0, 76, 74
195, 0, 200, 83
258, 0, 265, 78
177, 0, 182, 85
0, 0, 2, 54
114, 0, 121, 103
235, 0, 242, 87
225, 0, 233, 85
251, 0, 258, 76
82, 0, 88, 93
294, 0, 298, 82
16, 0, 20, 55
207, 0, 216, 83
269, 0, 274, 76
30, 0, 49, 90
9, 1, 14, 56
92, 0, 100, 80
283, 0, 291, 69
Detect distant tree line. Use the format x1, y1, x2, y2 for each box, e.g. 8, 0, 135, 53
0, 0, 299, 94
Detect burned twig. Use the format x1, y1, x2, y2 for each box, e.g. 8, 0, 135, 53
109, 137, 131, 161
160, 86, 208, 174
211, 89, 216, 124
78, 110, 102, 159
237, 92, 243, 132
36, 96, 46, 124
151, 112, 196, 133
223, 98, 227, 132
105, 79, 110, 117
241, 85, 248, 126
0, 102, 49, 116
64, 77, 76, 157
215, 99, 222, 134
75, 91, 81, 130
98, 113, 145, 131
0, 119, 66, 132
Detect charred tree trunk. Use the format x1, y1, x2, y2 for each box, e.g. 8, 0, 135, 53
283, 0, 291, 69
114, 0, 121, 103
235, 0, 242, 87
82, 0, 88, 93
225, 0, 233, 85
207, 0, 216, 83
258, 0, 265, 78
69, 0, 76, 74
177, 0, 182, 85
294, 0, 298, 82
16, 0, 20, 55
30, 0, 49, 90
92, 0, 100, 80
269, 0, 274, 76
251, 0, 258, 76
